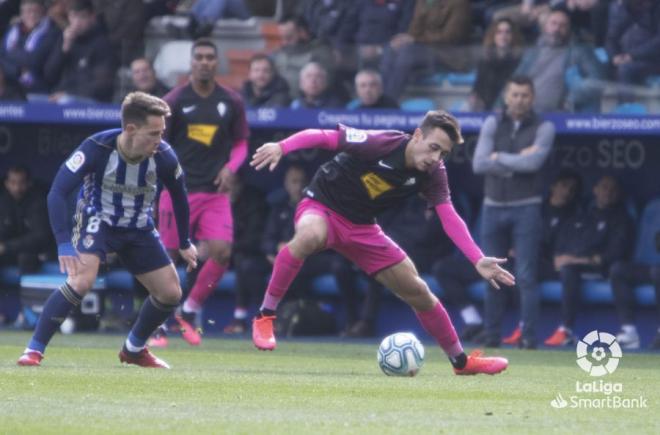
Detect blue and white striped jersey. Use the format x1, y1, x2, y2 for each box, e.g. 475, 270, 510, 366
48, 128, 191, 249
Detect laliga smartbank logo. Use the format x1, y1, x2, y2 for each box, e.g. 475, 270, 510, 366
550, 330, 647, 410
576, 330, 621, 376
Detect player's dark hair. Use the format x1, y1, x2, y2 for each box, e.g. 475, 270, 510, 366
121, 91, 171, 127
419, 110, 464, 145
507, 75, 535, 94
192, 38, 218, 55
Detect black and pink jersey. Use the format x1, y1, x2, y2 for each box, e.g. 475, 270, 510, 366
305, 125, 451, 224
164, 82, 249, 192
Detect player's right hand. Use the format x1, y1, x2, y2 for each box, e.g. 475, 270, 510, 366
475, 256, 515, 290
179, 244, 198, 272
58, 242, 84, 276
250, 142, 283, 171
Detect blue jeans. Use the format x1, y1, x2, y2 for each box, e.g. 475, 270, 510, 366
481, 203, 541, 343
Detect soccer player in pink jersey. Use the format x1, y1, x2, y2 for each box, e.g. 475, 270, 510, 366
155, 38, 248, 346
250, 111, 513, 375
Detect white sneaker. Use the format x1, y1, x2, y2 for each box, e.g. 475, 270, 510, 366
616, 329, 640, 349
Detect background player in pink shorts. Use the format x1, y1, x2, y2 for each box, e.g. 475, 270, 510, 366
156, 38, 249, 346
250, 111, 515, 375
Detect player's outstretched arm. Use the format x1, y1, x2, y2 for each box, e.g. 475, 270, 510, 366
475, 257, 516, 289
251, 129, 340, 172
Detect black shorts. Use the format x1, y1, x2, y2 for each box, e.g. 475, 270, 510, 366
72, 206, 171, 275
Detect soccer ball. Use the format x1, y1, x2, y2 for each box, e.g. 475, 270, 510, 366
377, 332, 425, 377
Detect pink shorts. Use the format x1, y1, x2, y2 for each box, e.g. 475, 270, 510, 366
294, 198, 406, 276
158, 190, 233, 249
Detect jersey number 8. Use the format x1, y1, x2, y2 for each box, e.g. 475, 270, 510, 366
86, 216, 101, 234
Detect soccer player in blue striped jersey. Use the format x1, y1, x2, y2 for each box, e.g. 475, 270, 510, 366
17, 92, 198, 368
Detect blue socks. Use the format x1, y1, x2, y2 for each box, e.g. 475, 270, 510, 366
28, 283, 82, 354
125, 296, 177, 353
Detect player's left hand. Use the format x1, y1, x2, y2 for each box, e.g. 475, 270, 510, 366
179, 244, 198, 272
250, 142, 283, 171
214, 166, 235, 193
475, 256, 515, 290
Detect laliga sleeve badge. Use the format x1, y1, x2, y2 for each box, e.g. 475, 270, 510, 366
345, 127, 368, 143
65, 151, 86, 173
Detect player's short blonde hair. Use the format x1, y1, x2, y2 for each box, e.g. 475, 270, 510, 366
419, 110, 464, 145
121, 91, 171, 127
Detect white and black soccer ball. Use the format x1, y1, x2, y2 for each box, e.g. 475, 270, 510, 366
377, 332, 425, 377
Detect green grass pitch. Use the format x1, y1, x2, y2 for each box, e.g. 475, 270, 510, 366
1, 331, 658, 434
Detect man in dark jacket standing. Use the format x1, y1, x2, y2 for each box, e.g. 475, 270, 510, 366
473, 75, 555, 349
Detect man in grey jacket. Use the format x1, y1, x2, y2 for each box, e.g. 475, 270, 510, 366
473, 75, 555, 349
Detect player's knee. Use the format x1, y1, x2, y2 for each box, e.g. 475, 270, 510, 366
210, 244, 232, 265
291, 227, 325, 257
160, 283, 182, 305
67, 277, 94, 295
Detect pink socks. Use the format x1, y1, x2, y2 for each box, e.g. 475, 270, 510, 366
261, 246, 304, 312
415, 302, 464, 358
184, 259, 227, 312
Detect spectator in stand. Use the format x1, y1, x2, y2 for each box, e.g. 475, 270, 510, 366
47, 0, 72, 30
128, 57, 170, 97
271, 15, 335, 99
299, 0, 351, 48
473, 75, 556, 349
556, 0, 610, 45
0, 0, 20, 37
380, 0, 472, 100
544, 175, 634, 347
0, 67, 26, 100
340, 0, 415, 69
491, 0, 552, 35
223, 174, 270, 334
470, 17, 523, 112
349, 69, 399, 109
290, 61, 346, 109
0, 0, 61, 95
538, 169, 583, 281
514, 7, 604, 112
610, 198, 660, 350
0, 165, 51, 274
91, 0, 146, 66
606, 0, 660, 94
45, 0, 116, 103
241, 53, 291, 108
188, 0, 251, 38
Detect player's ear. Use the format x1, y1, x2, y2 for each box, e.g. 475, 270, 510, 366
124, 123, 137, 134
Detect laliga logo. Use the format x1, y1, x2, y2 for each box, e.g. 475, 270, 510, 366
576, 330, 622, 377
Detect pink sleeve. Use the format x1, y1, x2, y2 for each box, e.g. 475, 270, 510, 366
226, 139, 248, 173
279, 129, 340, 155
435, 202, 484, 265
